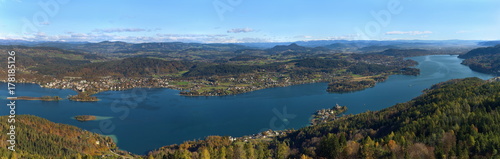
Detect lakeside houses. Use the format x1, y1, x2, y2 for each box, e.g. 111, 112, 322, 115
241, 129, 290, 141
5, 60, 416, 98
310, 104, 348, 125
18, 71, 360, 97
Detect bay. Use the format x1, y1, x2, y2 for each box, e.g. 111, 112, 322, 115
0, 55, 494, 154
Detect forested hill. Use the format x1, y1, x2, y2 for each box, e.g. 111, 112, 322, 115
0, 115, 121, 158
459, 44, 500, 59
283, 77, 500, 158
60, 57, 196, 78
147, 77, 500, 159
459, 45, 500, 75
0, 46, 106, 82
0, 45, 103, 69
374, 49, 433, 57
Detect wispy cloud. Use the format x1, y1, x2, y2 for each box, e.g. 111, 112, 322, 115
456, 30, 474, 34
156, 34, 227, 38
155, 33, 230, 43
92, 28, 160, 33
227, 28, 255, 33
385, 31, 433, 35
326, 34, 358, 40
295, 34, 358, 41
294, 35, 313, 39
1, 31, 276, 43
236, 37, 272, 43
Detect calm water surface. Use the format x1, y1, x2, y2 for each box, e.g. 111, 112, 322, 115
0, 55, 495, 154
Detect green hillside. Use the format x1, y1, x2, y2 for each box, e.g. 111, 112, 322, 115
459, 45, 500, 75
0, 115, 125, 158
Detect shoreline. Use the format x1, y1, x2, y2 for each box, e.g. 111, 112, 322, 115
0, 68, 422, 102
3, 75, 408, 100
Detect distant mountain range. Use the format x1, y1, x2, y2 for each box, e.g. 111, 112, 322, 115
477, 41, 500, 46
0, 39, 486, 48
0, 39, 485, 57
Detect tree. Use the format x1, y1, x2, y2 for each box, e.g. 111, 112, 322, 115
174, 149, 192, 159
9, 152, 17, 159
234, 143, 247, 159
317, 133, 345, 158
362, 136, 375, 159
226, 146, 235, 159
75, 154, 82, 159
84, 155, 93, 159
408, 143, 434, 159
275, 141, 290, 159
300, 154, 312, 159
219, 146, 227, 159
345, 141, 360, 157
245, 142, 256, 159
199, 147, 210, 159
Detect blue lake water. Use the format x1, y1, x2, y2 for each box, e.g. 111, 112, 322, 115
0, 55, 495, 154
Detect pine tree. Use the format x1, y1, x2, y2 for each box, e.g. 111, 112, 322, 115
9, 152, 17, 159
199, 148, 210, 159
219, 147, 227, 159
275, 141, 289, 159
245, 142, 256, 159
148, 154, 155, 159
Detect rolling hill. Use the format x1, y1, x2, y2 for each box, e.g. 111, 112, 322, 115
459, 45, 500, 75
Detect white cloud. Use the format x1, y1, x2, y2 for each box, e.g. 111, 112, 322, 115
294, 35, 313, 39
156, 34, 227, 38
385, 31, 433, 35
235, 37, 272, 43
326, 34, 358, 40
92, 28, 155, 33
227, 28, 255, 33
1, 31, 277, 43
155, 34, 231, 43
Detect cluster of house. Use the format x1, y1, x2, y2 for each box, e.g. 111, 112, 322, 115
41, 77, 173, 93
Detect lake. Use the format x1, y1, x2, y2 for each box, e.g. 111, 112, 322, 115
0, 55, 495, 154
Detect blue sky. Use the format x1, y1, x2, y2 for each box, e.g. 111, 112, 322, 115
1, 0, 499, 43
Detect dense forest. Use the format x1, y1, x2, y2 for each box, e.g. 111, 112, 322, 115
61, 57, 195, 78
0, 46, 102, 72
373, 49, 433, 57
459, 45, 500, 75
0, 115, 127, 158
0, 46, 104, 83
146, 77, 500, 159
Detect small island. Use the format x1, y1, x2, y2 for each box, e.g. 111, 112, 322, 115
68, 93, 99, 102
310, 104, 347, 125
74, 115, 97, 122
327, 79, 377, 93
8, 96, 63, 101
